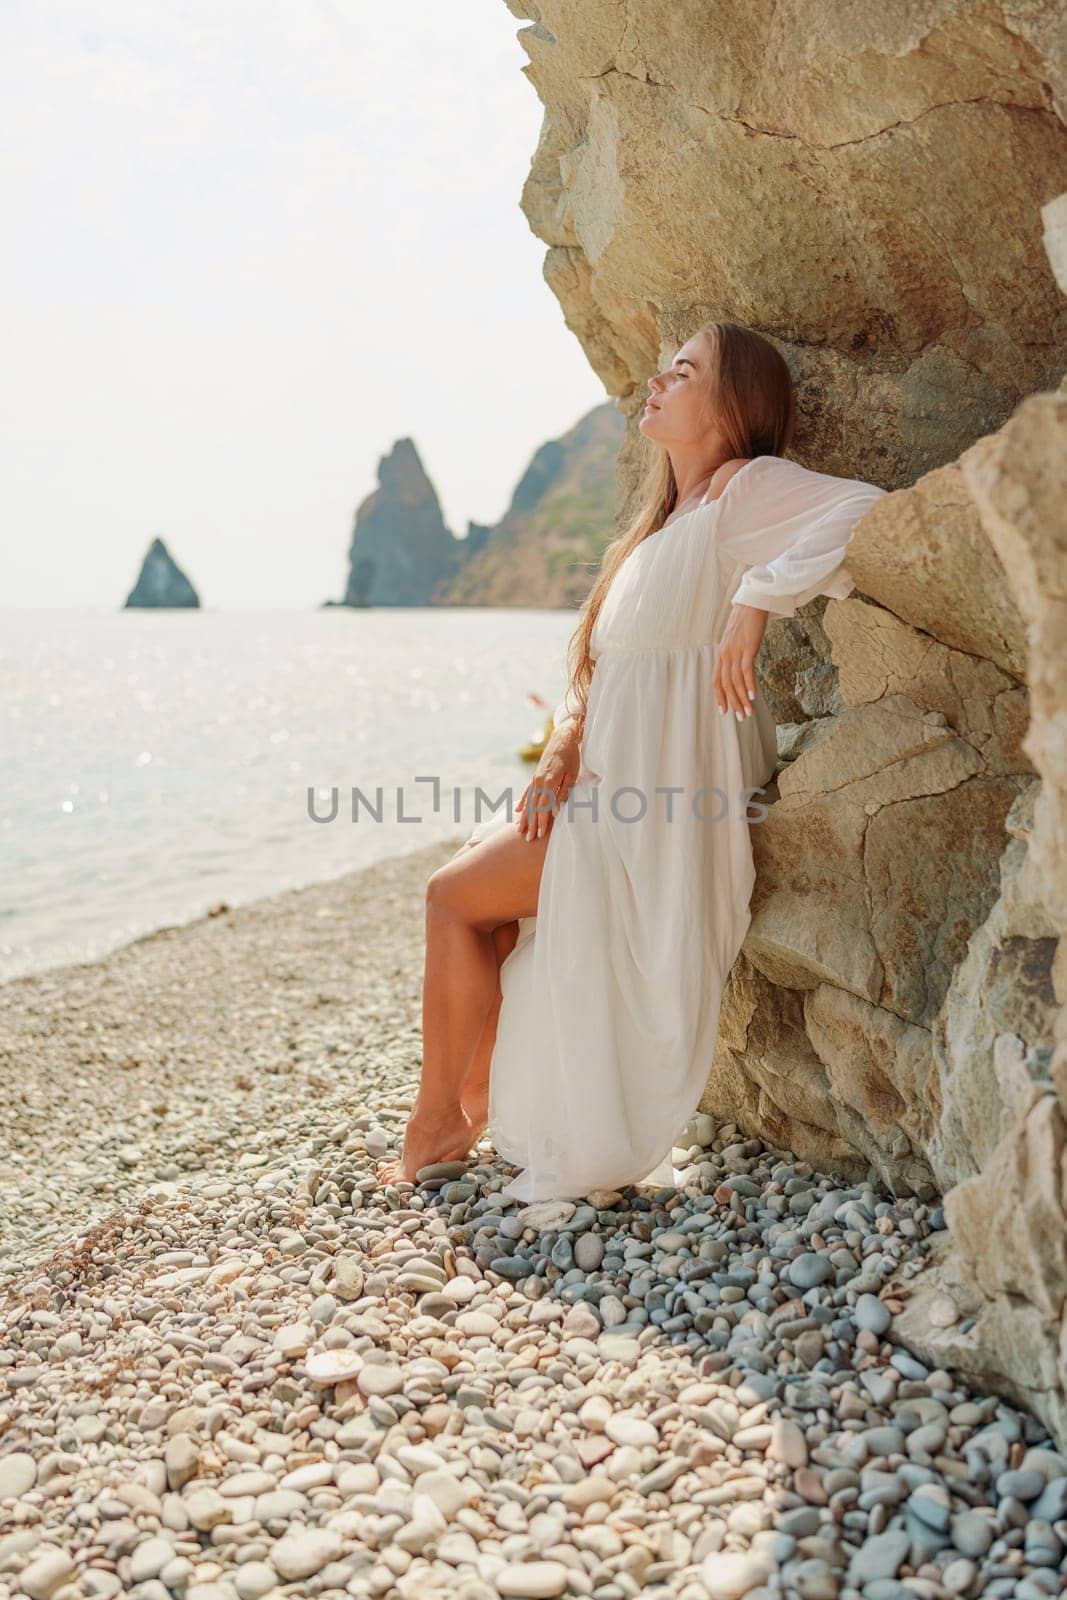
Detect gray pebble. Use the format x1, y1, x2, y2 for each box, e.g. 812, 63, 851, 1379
855, 1293, 891, 1334
575, 1233, 605, 1271
996, 1466, 1045, 1502
787, 1252, 834, 1290
846, 1528, 909, 1584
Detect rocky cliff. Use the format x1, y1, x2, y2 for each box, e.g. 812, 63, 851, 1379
439, 402, 625, 607
332, 404, 623, 609
503, 0, 1067, 1442
124, 537, 200, 609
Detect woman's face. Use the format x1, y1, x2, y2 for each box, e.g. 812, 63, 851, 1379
639, 336, 714, 444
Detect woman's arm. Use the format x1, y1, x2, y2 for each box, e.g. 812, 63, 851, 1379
712, 454, 886, 717
720, 454, 887, 617
552, 678, 584, 734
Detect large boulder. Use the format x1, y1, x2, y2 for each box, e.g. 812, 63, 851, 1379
504, 0, 1066, 479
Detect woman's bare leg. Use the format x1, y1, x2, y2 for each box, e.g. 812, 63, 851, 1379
437, 834, 521, 1137
377, 823, 548, 1184
460, 918, 520, 1139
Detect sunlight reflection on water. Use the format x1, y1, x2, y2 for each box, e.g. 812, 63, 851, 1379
0, 605, 576, 980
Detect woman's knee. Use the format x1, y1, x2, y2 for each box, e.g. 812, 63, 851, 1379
426, 863, 455, 911
426, 824, 543, 930
426, 854, 480, 918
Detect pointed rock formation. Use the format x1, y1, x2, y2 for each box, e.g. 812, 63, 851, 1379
328, 403, 623, 610
340, 438, 461, 607
124, 538, 200, 609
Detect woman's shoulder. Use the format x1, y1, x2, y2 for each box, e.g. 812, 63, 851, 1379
701, 455, 777, 507
704, 453, 854, 512
703, 457, 754, 504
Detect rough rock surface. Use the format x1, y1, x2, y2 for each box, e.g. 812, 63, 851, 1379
505, 0, 1066, 481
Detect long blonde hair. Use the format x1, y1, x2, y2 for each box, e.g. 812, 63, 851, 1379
558, 321, 796, 737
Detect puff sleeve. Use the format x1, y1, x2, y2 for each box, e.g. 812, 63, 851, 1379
720, 455, 887, 618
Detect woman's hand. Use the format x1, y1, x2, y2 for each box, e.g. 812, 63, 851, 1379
516, 722, 582, 840
713, 603, 769, 718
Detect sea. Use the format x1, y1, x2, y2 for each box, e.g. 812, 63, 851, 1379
0, 606, 579, 983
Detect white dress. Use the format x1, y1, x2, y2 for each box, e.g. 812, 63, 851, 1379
466, 453, 888, 1203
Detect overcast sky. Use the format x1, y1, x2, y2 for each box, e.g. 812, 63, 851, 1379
0, 1, 609, 610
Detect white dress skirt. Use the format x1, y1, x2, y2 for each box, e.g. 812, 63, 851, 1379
465, 453, 888, 1203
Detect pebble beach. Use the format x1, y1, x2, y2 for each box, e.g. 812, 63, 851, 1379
1, 840, 1065, 1600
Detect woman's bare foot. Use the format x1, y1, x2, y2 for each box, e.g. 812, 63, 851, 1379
460, 1078, 490, 1146
376, 1100, 479, 1186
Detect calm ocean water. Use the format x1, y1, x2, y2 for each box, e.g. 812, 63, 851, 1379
0, 607, 579, 983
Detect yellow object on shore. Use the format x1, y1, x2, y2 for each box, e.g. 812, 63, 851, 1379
518, 716, 554, 762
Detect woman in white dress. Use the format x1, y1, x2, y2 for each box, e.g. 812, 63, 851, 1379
377, 321, 887, 1200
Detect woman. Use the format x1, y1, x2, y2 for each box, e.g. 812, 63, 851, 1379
378, 321, 887, 1201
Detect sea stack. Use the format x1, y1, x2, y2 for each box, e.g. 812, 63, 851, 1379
124, 537, 200, 609
339, 438, 461, 607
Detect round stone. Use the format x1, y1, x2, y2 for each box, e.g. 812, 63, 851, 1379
996, 1467, 1045, 1501
184, 1488, 229, 1531
928, 1295, 960, 1327
597, 1334, 641, 1364
847, 1528, 910, 1585
357, 1363, 404, 1397
19, 1548, 76, 1600
0, 1453, 37, 1498
575, 1233, 605, 1271
129, 1537, 174, 1582
768, 1416, 808, 1468
951, 1511, 994, 1558
700, 1549, 774, 1598
942, 1558, 978, 1595
494, 1560, 571, 1598
788, 1253, 834, 1290
274, 1321, 314, 1357
441, 1275, 479, 1303
331, 1257, 365, 1301
234, 1562, 277, 1600
219, 1471, 275, 1497
455, 1311, 501, 1337
854, 1293, 891, 1334
304, 1347, 364, 1385
562, 1303, 600, 1339
270, 1528, 343, 1580
599, 1294, 627, 1326
579, 1395, 613, 1431
908, 1484, 951, 1533
416, 1469, 472, 1517
605, 1413, 659, 1449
